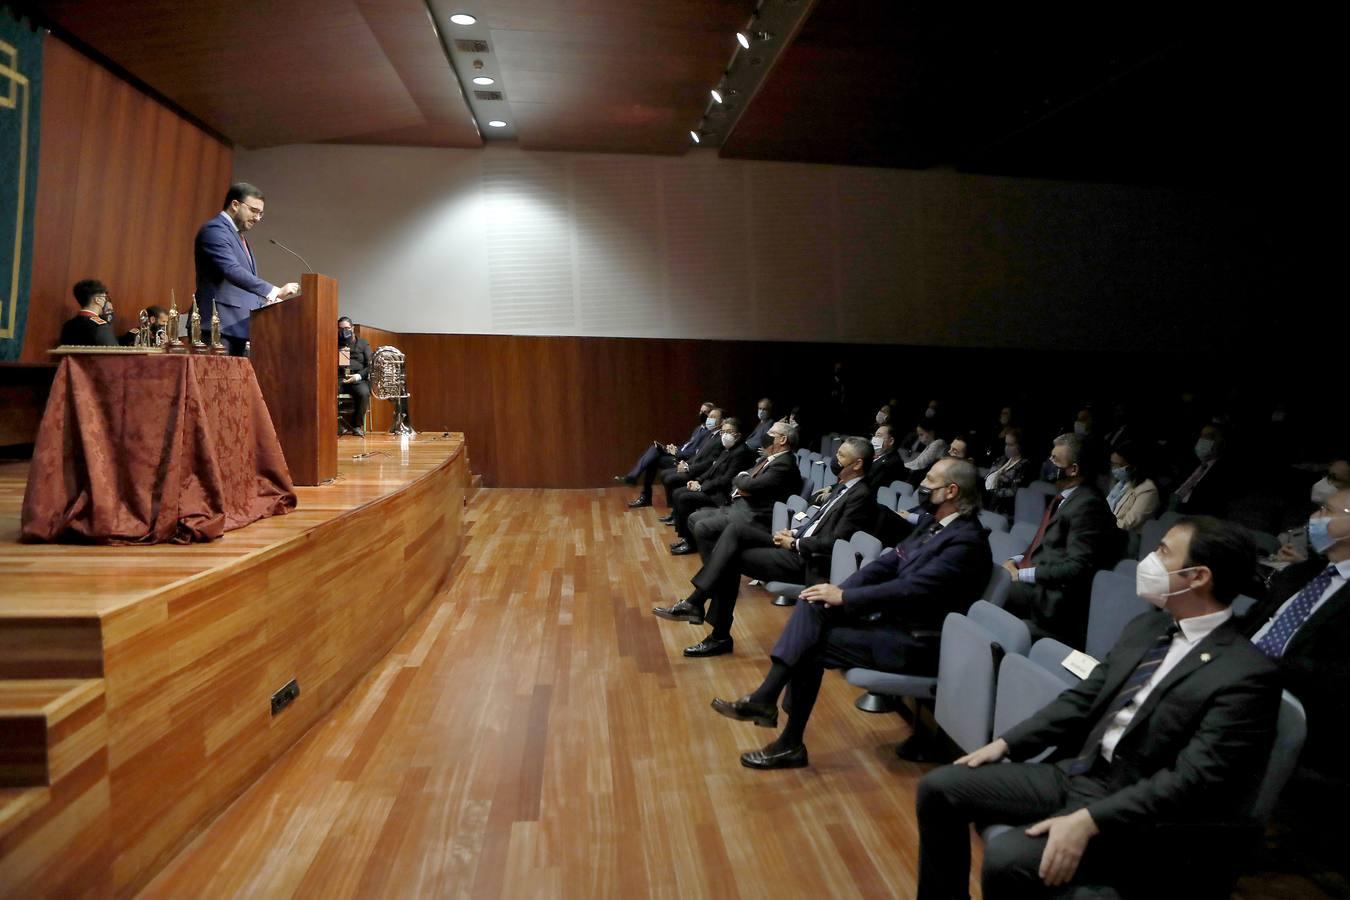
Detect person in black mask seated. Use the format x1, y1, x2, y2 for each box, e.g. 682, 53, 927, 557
337, 316, 373, 436
118, 306, 169, 346
58, 279, 118, 346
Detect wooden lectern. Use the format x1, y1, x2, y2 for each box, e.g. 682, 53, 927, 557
251, 273, 338, 485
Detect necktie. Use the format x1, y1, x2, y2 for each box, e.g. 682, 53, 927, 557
917, 519, 944, 545
1254, 565, 1337, 659
1067, 623, 1179, 774
1018, 495, 1063, 568
241, 234, 255, 272
799, 483, 849, 538
1175, 461, 1212, 503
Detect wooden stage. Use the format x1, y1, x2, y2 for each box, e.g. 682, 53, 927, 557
0, 434, 470, 897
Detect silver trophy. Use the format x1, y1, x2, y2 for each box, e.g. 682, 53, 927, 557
371, 345, 415, 435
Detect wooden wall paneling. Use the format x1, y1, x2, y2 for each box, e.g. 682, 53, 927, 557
352, 323, 398, 434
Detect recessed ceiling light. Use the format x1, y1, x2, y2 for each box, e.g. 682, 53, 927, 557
472, 76, 495, 86
449, 13, 476, 26
710, 89, 723, 103
487, 120, 508, 128
736, 32, 750, 49
690, 130, 701, 144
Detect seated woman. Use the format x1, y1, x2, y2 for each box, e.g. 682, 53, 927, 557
1106, 440, 1159, 554
983, 427, 1032, 516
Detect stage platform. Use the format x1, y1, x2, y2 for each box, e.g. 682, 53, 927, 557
0, 434, 470, 898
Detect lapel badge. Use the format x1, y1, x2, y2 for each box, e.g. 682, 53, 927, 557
1200, 652, 1212, 663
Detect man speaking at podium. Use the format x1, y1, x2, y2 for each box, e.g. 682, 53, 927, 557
194, 182, 300, 356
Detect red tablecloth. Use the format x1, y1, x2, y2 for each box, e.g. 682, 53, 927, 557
20, 354, 297, 544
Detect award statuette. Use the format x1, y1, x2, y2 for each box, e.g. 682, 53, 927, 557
210, 308, 226, 355
165, 290, 184, 353
134, 308, 150, 348
189, 296, 206, 352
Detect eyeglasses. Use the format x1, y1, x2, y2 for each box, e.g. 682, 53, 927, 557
240, 203, 264, 218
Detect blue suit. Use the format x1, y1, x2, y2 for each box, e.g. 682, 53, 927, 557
193, 212, 276, 342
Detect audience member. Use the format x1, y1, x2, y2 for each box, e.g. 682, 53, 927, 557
709, 458, 991, 769
336, 317, 374, 437
118, 305, 168, 346
984, 428, 1033, 517
654, 437, 877, 658
866, 424, 907, 492
902, 422, 948, 481
616, 401, 715, 486
982, 406, 1017, 463
1105, 441, 1159, 541
626, 406, 722, 508
666, 418, 752, 554
946, 437, 970, 461
656, 420, 729, 516
916, 517, 1280, 898
684, 422, 801, 560
1173, 424, 1233, 517
58, 279, 117, 347
746, 397, 775, 450
1000, 434, 1117, 645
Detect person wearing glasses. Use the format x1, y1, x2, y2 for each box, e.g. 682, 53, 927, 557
194, 182, 300, 356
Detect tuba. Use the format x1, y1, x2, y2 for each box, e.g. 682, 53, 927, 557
371, 345, 415, 435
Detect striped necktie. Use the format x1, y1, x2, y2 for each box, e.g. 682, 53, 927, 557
1254, 565, 1336, 659
1067, 623, 1179, 774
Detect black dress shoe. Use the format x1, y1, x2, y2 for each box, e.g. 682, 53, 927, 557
627, 495, 652, 508
652, 600, 705, 624
741, 742, 808, 770
669, 541, 694, 555
657, 513, 676, 525
683, 636, 733, 658
711, 696, 778, 728
614, 475, 636, 485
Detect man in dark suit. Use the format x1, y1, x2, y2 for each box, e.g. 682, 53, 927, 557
1173, 423, 1233, 517
626, 406, 721, 508
337, 317, 374, 436
744, 397, 776, 450
666, 419, 756, 554
656, 419, 727, 515
194, 182, 299, 356
684, 421, 802, 560
58, 279, 117, 346
866, 424, 907, 492
617, 401, 715, 485
1000, 433, 1118, 646
916, 517, 1280, 899
710, 458, 992, 767
1242, 486, 1350, 777
655, 437, 879, 657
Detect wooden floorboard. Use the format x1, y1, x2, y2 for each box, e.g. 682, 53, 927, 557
138, 488, 977, 899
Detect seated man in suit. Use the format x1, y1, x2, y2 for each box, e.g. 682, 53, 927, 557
615, 400, 715, 485
1000, 433, 1118, 646
866, 424, 908, 492
656, 417, 728, 517
916, 517, 1281, 899
626, 406, 721, 508
58, 279, 117, 347
337, 317, 374, 436
683, 421, 802, 562
194, 182, 300, 357
745, 397, 775, 450
1243, 485, 1350, 783
667, 419, 755, 554
654, 437, 878, 658
1173, 423, 1233, 516
709, 457, 991, 768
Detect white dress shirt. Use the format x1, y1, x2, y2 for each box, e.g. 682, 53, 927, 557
1249, 557, 1350, 646
1099, 607, 1232, 762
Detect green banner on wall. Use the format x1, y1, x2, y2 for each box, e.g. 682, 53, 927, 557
0, 14, 42, 360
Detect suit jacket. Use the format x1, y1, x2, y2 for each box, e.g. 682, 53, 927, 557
865, 451, 907, 493
1002, 611, 1281, 831
1017, 486, 1119, 645
840, 513, 992, 631
792, 479, 877, 563
699, 441, 756, 500
1239, 557, 1350, 773
676, 424, 715, 461
745, 417, 773, 450
341, 337, 374, 380
1176, 458, 1233, 518
725, 450, 802, 524
684, 436, 726, 480
194, 212, 277, 341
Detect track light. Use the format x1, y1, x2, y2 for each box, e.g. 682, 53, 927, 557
690, 130, 701, 144
472, 76, 495, 85
487, 120, 507, 128
736, 31, 750, 49
449, 13, 476, 25
710, 88, 723, 104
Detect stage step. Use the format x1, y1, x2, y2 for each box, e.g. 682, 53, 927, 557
0, 679, 105, 788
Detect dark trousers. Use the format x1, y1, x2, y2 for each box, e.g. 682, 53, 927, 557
915, 760, 1152, 900
660, 469, 691, 508
626, 444, 662, 480
690, 522, 785, 638
639, 452, 677, 496
671, 488, 720, 541
689, 503, 758, 562
342, 378, 370, 431
224, 334, 248, 357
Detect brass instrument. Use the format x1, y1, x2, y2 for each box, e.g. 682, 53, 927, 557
371, 345, 414, 435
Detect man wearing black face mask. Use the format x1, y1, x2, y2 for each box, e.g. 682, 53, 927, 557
1000, 434, 1118, 646
337, 316, 373, 437
59, 279, 118, 347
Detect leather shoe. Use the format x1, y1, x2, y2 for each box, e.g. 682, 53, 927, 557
669, 541, 694, 555
657, 514, 676, 525
740, 742, 808, 770
613, 474, 635, 485
683, 636, 733, 658
652, 600, 704, 624
627, 495, 652, 508
711, 696, 778, 728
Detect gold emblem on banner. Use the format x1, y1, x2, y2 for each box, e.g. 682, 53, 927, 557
1, 38, 33, 340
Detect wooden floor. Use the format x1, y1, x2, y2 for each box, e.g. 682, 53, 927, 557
138, 487, 967, 898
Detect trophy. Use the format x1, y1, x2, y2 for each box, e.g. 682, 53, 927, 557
210, 308, 226, 354
134, 308, 150, 347
189, 296, 206, 352
165, 290, 183, 353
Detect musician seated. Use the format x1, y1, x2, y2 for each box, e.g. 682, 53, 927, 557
338, 316, 373, 436
58, 279, 117, 347
118, 305, 169, 346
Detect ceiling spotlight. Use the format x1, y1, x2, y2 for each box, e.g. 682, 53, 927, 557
690, 130, 701, 144
710, 88, 723, 104
449, 13, 477, 25
472, 76, 496, 85
487, 120, 507, 128
736, 32, 750, 49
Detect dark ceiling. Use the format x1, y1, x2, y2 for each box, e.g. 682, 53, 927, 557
15, 0, 1319, 184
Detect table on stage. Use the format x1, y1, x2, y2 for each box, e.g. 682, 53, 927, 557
20, 353, 297, 544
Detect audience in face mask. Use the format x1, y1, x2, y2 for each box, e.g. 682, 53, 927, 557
984, 428, 1032, 516
1173, 424, 1233, 517
902, 424, 947, 481
1105, 441, 1159, 537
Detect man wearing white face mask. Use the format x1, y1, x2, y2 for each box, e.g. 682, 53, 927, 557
864, 424, 906, 493
917, 516, 1280, 898
625, 406, 722, 507
1242, 487, 1350, 779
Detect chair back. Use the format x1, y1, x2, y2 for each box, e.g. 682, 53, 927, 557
1086, 570, 1152, 660
993, 654, 1071, 737
979, 509, 1009, 533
